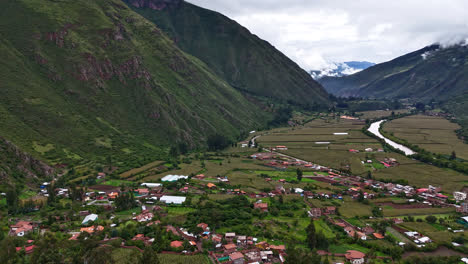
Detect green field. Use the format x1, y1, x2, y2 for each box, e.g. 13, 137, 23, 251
385, 115, 468, 160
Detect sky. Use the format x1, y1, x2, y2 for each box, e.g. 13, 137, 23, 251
187, 0, 468, 70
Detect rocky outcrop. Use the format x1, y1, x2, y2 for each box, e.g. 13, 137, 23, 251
0, 137, 54, 185
126, 0, 182, 10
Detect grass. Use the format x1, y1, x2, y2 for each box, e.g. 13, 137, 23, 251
339, 197, 372, 218
383, 207, 454, 217
158, 254, 211, 264
102, 179, 132, 187
314, 219, 335, 239
119, 160, 164, 178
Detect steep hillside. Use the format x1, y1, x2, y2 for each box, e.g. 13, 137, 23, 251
0, 0, 270, 166
320, 44, 468, 101
124, 0, 330, 108
0, 137, 54, 189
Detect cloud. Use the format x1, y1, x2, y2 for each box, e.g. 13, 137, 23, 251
187, 0, 468, 70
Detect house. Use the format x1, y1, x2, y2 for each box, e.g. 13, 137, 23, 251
308, 208, 322, 218
132, 234, 153, 246
107, 192, 119, 199
224, 243, 237, 253
170, 240, 183, 248
136, 210, 154, 222
225, 232, 236, 240
197, 223, 209, 232
457, 203, 468, 214
15, 245, 36, 255
365, 148, 373, 152
136, 188, 149, 196
160, 195, 186, 204
322, 206, 336, 215
230, 252, 245, 264
245, 251, 261, 262
344, 227, 355, 237
80, 226, 104, 234
195, 174, 205, 179
10, 221, 34, 237
254, 202, 268, 212
269, 245, 286, 252
345, 250, 365, 264
373, 233, 384, 239
275, 145, 288, 150
207, 183, 216, 189
362, 226, 375, 235
454, 191, 467, 202
82, 214, 98, 225
393, 218, 404, 224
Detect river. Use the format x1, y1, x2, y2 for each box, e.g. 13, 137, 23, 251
368, 120, 416, 156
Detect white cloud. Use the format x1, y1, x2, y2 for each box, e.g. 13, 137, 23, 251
187, 0, 468, 70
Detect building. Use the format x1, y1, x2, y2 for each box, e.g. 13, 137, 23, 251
10, 221, 34, 237
308, 208, 322, 218
323, 206, 336, 215
275, 146, 288, 150
230, 252, 245, 264
136, 211, 154, 222
80, 226, 104, 234
254, 202, 268, 212
197, 223, 209, 232
207, 183, 216, 189
224, 243, 237, 253
457, 203, 468, 214
170, 241, 183, 248
141, 183, 162, 188
135, 188, 149, 196
160, 195, 186, 204
161, 175, 188, 182
82, 214, 98, 225
345, 250, 365, 264
454, 191, 467, 202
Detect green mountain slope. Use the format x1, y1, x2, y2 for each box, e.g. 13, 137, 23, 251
0, 137, 54, 189
320, 44, 468, 101
124, 0, 329, 108
0, 0, 270, 166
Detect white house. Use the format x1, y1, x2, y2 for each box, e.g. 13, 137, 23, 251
454, 191, 467, 202
160, 195, 186, 204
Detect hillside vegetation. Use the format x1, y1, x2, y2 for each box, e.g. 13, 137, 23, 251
0, 0, 277, 166
125, 0, 329, 109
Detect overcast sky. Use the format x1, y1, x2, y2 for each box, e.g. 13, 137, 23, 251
187, 0, 468, 70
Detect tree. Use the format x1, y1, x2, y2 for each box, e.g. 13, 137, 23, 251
425, 215, 437, 224
139, 246, 159, 264
306, 218, 317, 249
296, 168, 303, 182
0, 237, 17, 264
450, 151, 457, 160
6, 189, 18, 214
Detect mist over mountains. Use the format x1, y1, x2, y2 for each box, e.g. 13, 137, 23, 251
310, 61, 375, 79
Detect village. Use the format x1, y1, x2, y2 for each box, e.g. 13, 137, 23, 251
5, 141, 468, 264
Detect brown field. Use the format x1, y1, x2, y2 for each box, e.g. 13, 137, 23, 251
384, 115, 468, 160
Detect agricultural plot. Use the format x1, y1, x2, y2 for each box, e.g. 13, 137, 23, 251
384, 115, 468, 160
257, 119, 382, 174
357, 109, 409, 120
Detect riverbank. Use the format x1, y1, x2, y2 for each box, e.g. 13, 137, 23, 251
368, 120, 416, 156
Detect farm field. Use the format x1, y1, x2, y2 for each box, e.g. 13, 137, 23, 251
257, 118, 382, 174
357, 109, 409, 120
384, 115, 468, 160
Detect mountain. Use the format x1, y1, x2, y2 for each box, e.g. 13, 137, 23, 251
124, 0, 330, 108
0, 0, 278, 166
319, 44, 468, 100
310, 61, 375, 79
319, 43, 468, 140
0, 137, 54, 189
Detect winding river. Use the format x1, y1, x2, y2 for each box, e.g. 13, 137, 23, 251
368, 120, 416, 156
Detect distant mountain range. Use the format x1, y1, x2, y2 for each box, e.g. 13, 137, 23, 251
319, 42, 468, 140
310, 61, 375, 79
